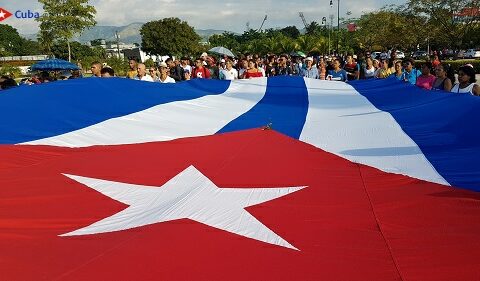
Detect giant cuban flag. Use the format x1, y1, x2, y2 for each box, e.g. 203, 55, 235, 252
1, 77, 479, 281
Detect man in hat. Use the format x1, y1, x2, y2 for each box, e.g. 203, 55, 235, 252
158, 62, 176, 83
180, 57, 192, 74
300, 57, 319, 79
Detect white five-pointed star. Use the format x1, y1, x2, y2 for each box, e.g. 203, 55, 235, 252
0, 10, 6, 19
61, 166, 306, 250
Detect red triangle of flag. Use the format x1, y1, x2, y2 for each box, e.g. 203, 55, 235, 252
0, 8, 12, 22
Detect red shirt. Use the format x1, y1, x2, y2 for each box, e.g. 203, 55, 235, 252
192, 67, 211, 79
245, 71, 263, 78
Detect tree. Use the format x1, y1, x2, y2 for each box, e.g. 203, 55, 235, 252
354, 9, 427, 51
0, 24, 24, 56
280, 26, 301, 38
208, 32, 240, 53
140, 18, 201, 57
37, 0, 96, 61
0, 24, 41, 56
305, 21, 327, 36
90, 39, 104, 46
296, 35, 328, 55
51, 41, 104, 61
403, 0, 480, 48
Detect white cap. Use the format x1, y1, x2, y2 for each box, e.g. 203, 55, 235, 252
305, 57, 313, 62
159, 62, 167, 68
221, 59, 226, 63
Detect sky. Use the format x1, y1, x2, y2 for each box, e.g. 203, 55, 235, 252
1, 0, 405, 35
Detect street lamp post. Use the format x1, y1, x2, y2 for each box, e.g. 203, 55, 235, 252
330, 0, 340, 53
322, 17, 327, 54
329, 14, 334, 55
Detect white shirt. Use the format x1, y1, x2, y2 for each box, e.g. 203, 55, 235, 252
239, 68, 247, 79
220, 68, 238, 80
259, 66, 266, 77
158, 76, 176, 83
451, 83, 475, 95
364, 66, 376, 78
182, 64, 192, 73
135, 75, 154, 82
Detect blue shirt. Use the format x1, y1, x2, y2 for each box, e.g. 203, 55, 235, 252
301, 67, 319, 79
401, 69, 421, 85
328, 69, 348, 82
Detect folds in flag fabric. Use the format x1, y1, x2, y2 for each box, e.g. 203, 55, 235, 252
1, 77, 479, 280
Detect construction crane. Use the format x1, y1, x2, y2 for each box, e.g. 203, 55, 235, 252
299, 12, 308, 30
257, 15, 268, 32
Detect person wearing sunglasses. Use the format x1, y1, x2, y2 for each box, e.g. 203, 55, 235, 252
149, 67, 159, 82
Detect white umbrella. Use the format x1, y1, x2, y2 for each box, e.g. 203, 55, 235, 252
208, 46, 235, 57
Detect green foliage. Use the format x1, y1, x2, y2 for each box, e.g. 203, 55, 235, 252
305, 21, 329, 37
207, 2, 479, 56
144, 58, 155, 68
51, 41, 105, 61
403, 0, 479, 48
0, 24, 42, 56
90, 39, 104, 46
208, 29, 332, 56
280, 26, 301, 39
105, 57, 129, 77
0, 65, 22, 78
354, 9, 426, 51
37, 0, 96, 59
209, 32, 240, 53
140, 18, 201, 57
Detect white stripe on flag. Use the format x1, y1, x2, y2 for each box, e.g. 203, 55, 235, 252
23, 78, 268, 147
299, 78, 449, 186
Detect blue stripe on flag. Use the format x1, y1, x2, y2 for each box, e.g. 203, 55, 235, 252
217, 76, 309, 139
0, 78, 230, 144
350, 78, 480, 191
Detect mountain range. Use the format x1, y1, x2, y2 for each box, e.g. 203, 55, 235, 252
22, 23, 233, 44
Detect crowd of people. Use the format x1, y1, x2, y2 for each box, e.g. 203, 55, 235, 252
1, 50, 479, 96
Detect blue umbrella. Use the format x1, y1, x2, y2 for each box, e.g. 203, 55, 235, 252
31, 58, 80, 71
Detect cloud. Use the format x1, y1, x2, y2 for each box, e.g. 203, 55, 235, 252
2, 0, 405, 35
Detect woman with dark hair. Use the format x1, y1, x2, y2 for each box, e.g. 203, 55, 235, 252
391, 60, 403, 80
432, 64, 453, 91
245, 60, 264, 78
445, 63, 456, 85
451, 65, 479, 96
364, 57, 376, 79
416, 61, 436, 90
0, 76, 17, 90
375, 58, 392, 79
